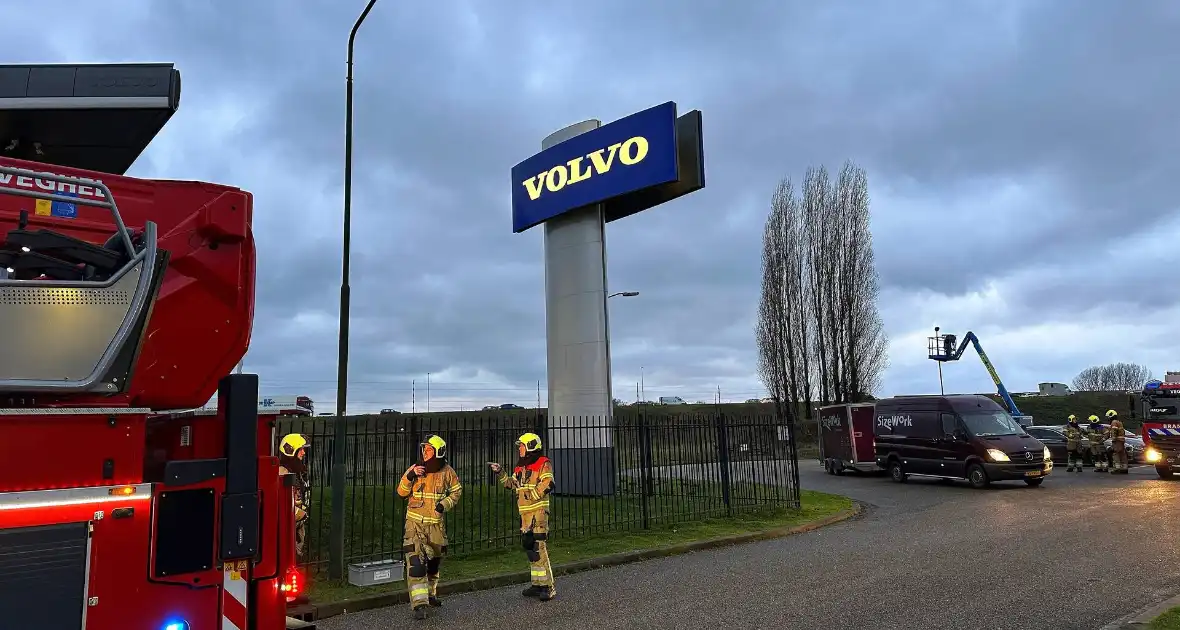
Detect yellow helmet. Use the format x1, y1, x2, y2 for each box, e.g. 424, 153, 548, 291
1105, 409, 1118, 419
1067, 414, 1077, 422
517, 432, 542, 452
279, 433, 309, 457
421, 435, 447, 459
1087, 414, 1100, 423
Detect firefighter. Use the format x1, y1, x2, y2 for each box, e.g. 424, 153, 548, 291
1064, 415, 1084, 472
397, 435, 462, 620
1107, 409, 1129, 474
1087, 415, 1108, 472
488, 432, 556, 602
278, 433, 311, 557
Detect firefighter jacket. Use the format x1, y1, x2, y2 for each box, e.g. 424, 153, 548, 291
498, 457, 554, 517
1086, 426, 1108, 449
278, 462, 310, 522
1064, 425, 1084, 451
1109, 419, 1126, 446
397, 464, 462, 526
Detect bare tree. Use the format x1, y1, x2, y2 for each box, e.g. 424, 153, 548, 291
757, 179, 811, 422
1072, 362, 1154, 391
757, 162, 888, 413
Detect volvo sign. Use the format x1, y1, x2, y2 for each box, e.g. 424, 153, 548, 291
511, 101, 705, 496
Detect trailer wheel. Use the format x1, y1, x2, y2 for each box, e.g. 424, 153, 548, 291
967, 463, 990, 489
888, 459, 907, 483
1157, 465, 1174, 480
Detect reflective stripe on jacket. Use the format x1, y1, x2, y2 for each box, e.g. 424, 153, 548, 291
397, 465, 462, 525
499, 457, 554, 514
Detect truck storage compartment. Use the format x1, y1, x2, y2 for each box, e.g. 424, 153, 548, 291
0, 521, 90, 629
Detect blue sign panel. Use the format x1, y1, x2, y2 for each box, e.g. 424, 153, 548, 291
511, 101, 679, 233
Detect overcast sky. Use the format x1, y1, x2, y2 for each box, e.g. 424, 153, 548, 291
9, 1, 1178, 413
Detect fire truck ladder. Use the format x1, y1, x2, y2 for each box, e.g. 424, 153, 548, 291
0, 163, 163, 394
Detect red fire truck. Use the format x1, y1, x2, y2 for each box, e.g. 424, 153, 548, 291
0, 62, 308, 629
1140, 376, 1180, 479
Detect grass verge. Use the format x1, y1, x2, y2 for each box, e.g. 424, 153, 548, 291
308, 489, 852, 604
1150, 606, 1180, 630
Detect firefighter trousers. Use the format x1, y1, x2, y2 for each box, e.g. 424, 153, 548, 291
1066, 448, 1084, 470
403, 520, 447, 609
1111, 443, 1128, 472
521, 510, 555, 594
1090, 445, 1107, 471
294, 515, 308, 557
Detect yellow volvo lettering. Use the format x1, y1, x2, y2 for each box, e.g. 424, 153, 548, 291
520, 135, 650, 201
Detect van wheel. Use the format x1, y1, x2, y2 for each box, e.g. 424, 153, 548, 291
888, 459, 907, 483
1024, 478, 1044, 487
967, 463, 990, 489
1157, 465, 1174, 480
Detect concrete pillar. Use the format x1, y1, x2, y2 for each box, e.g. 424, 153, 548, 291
541, 120, 616, 496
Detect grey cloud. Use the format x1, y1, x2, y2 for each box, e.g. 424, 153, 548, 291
6, 0, 1178, 409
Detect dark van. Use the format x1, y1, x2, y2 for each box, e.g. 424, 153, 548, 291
874, 394, 1052, 488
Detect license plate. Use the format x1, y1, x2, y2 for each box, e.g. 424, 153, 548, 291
1026, 470, 1042, 477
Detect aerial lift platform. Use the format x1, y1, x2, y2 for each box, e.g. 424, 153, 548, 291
928, 328, 1034, 425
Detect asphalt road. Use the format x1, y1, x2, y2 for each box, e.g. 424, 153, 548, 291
318, 463, 1180, 630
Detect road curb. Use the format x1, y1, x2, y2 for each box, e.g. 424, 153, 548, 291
1100, 590, 1180, 630
303, 502, 862, 621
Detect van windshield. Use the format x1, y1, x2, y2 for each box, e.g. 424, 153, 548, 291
961, 411, 1024, 436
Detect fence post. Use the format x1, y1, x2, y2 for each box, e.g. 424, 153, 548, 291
639, 411, 652, 530
486, 416, 498, 487
407, 415, 421, 462
328, 415, 349, 579
716, 412, 733, 517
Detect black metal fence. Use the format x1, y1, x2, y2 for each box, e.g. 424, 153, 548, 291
277, 410, 801, 575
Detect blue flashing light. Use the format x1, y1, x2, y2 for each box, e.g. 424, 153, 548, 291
162, 621, 189, 630
1146, 380, 1163, 390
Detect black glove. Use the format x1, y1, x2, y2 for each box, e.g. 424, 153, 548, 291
406, 469, 419, 482
435, 502, 445, 514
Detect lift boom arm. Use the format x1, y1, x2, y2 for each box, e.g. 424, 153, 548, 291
931, 331, 1027, 419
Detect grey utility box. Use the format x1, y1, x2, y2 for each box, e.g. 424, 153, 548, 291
348, 559, 404, 587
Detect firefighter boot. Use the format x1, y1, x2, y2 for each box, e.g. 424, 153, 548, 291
427, 558, 443, 607
413, 606, 428, 621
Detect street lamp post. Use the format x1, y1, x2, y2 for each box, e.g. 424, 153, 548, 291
331, 0, 380, 582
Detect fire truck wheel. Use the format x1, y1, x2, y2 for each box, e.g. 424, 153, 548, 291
967, 463, 990, 489
824, 459, 834, 475
832, 460, 845, 476
1156, 465, 1174, 480
888, 459, 907, 483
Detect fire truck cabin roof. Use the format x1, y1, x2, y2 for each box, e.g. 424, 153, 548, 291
0, 62, 180, 175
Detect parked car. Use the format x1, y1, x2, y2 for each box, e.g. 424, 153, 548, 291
1025, 425, 1143, 465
